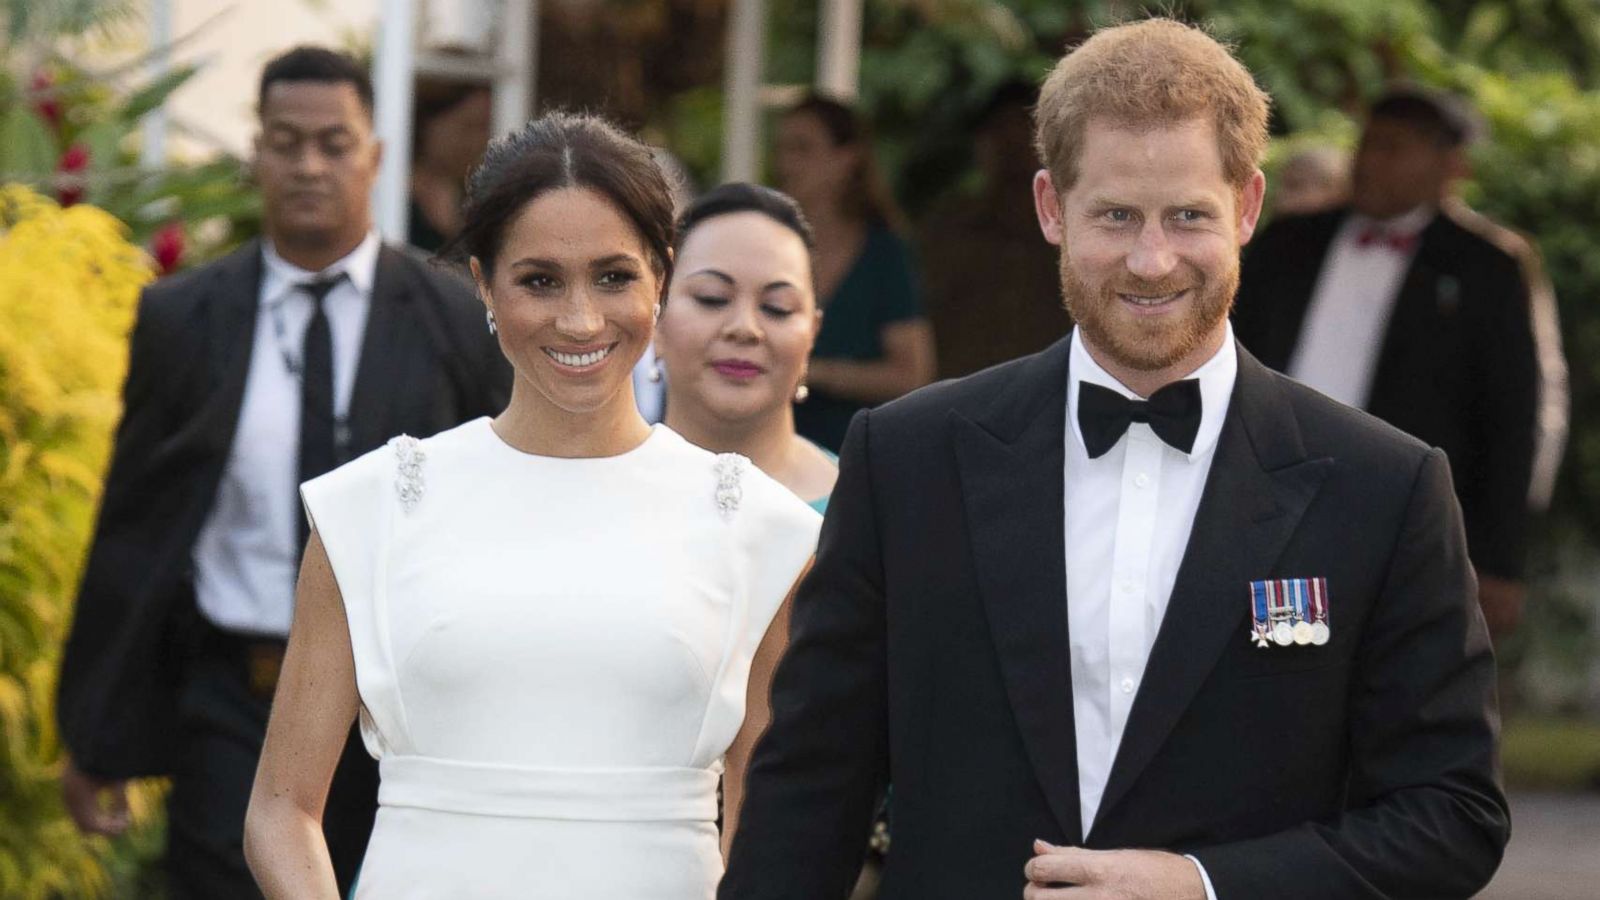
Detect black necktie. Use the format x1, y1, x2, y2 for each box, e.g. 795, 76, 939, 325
1077, 379, 1203, 459
296, 273, 347, 551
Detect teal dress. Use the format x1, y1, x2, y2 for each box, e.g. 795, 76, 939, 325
806, 443, 836, 514
795, 226, 924, 452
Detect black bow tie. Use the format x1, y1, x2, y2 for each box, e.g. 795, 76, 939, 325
1077, 379, 1202, 459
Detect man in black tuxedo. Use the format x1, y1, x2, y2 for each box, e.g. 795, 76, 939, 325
721, 19, 1506, 900
1233, 86, 1550, 639
56, 47, 507, 897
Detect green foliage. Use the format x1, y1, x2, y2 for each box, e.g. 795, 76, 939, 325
0, 14, 259, 268
0, 185, 165, 900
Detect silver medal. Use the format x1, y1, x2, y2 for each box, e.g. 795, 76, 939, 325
1292, 621, 1314, 645
1272, 621, 1294, 646
1310, 622, 1330, 645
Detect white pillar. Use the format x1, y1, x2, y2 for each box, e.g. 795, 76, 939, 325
494, 0, 538, 138
373, 0, 418, 239
816, 0, 862, 100
141, 0, 173, 168
721, 0, 766, 184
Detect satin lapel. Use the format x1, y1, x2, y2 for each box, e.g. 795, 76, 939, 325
199, 242, 264, 455
1094, 350, 1332, 826
952, 338, 1082, 843
347, 245, 411, 452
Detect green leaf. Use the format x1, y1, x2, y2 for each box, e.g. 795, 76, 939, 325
0, 107, 59, 180
117, 64, 198, 124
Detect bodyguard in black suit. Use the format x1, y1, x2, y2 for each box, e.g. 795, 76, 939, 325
56, 48, 507, 897
1234, 87, 1544, 639
721, 20, 1506, 900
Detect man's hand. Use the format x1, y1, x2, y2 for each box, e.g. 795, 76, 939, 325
1024, 842, 1206, 900
1477, 572, 1527, 639
61, 756, 130, 836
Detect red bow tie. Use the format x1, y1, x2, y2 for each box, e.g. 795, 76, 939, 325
1355, 226, 1419, 253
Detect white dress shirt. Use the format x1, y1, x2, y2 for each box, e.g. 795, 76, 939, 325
1063, 324, 1236, 899
1287, 206, 1434, 408
191, 233, 379, 636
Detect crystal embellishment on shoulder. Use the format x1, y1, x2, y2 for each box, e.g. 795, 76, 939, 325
391, 435, 426, 513
713, 453, 747, 521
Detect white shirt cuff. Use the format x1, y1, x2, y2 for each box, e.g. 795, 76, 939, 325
1185, 854, 1220, 900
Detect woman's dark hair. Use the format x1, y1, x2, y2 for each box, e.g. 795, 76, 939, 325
412, 78, 490, 158
447, 111, 676, 282
675, 182, 815, 253
784, 93, 904, 231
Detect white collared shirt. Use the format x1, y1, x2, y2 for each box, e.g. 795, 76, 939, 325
1063, 324, 1236, 900
1288, 206, 1434, 409
191, 232, 380, 636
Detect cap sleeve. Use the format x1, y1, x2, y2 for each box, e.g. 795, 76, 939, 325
736, 466, 824, 651
298, 441, 406, 758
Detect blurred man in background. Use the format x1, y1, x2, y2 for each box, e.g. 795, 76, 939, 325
919, 81, 1069, 378
1235, 85, 1561, 638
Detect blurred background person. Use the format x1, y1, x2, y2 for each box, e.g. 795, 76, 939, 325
407, 78, 492, 252
774, 94, 935, 453
1270, 145, 1350, 217
633, 145, 700, 424
1234, 84, 1555, 639
54, 47, 508, 898
1440, 186, 1569, 522
657, 182, 837, 512
918, 81, 1068, 379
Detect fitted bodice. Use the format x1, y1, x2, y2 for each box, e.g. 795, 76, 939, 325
300, 419, 820, 897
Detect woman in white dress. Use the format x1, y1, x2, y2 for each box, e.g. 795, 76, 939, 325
243, 112, 822, 899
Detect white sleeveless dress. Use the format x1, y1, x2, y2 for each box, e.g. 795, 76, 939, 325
300, 419, 821, 898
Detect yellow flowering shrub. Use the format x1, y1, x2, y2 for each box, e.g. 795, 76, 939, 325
0, 184, 164, 898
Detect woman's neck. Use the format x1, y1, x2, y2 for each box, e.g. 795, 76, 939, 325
494, 377, 652, 458
666, 399, 801, 488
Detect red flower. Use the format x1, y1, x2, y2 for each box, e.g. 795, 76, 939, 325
55, 144, 89, 207
151, 222, 186, 275
30, 68, 61, 129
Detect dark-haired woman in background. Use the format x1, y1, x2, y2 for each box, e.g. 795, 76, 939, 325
657, 183, 837, 515
407, 79, 492, 252
244, 112, 820, 899
775, 94, 936, 452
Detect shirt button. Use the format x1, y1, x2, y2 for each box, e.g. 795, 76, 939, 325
1121, 678, 1135, 694
1134, 473, 1150, 489
1120, 580, 1135, 594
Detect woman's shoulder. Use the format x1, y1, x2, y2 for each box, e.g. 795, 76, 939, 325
655, 428, 821, 533
305, 418, 490, 506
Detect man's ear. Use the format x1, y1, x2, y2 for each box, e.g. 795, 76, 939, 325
1236, 168, 1267, 246
1033, 169, 1065, 246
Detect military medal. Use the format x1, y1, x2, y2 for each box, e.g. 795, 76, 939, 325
1308, 576, 1331, 646
1267, 580, 1295, 646
1249, 577, 1332, 649
1249, 581, 1271, 647
1290, 580, 1314, 645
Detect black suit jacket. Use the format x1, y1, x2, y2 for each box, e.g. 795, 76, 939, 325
721, 339, 1507, 899
1233, 207, 1539, 579
58, 239, 509, 778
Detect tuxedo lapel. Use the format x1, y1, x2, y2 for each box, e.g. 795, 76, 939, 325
952, 338, 1083, 843
1094, 349, 1331, 827
199, 241, 264, 455
347, 245, 413, 453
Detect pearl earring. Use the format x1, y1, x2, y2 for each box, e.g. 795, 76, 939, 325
647, 361, 663, 383
486, 309, 498, 335
794, 381, 810, 403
